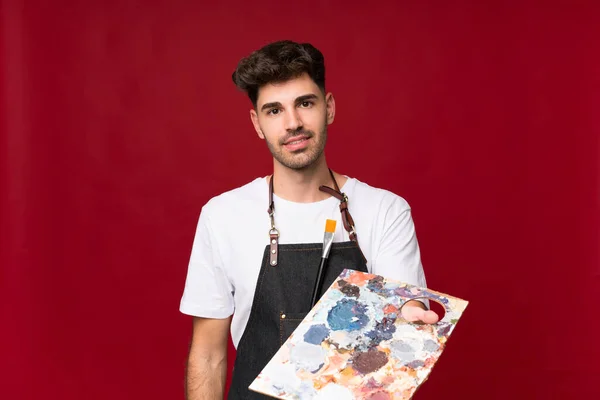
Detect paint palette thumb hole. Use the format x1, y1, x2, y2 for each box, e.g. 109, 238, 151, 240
399, 297, 447, 322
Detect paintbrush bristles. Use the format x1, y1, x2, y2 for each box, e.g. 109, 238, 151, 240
325, 219, 337, 233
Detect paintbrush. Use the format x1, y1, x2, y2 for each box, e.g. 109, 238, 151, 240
310, 219, 337, 308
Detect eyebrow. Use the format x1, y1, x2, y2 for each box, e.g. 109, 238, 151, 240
260, 93, 320, 112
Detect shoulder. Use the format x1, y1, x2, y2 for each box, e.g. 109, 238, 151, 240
346, 177, 411, 214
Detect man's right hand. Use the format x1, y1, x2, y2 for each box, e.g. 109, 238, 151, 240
186, 316, 232, 400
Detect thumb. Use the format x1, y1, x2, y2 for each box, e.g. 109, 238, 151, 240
402, 306, 440, 324
420, 310, 439, 324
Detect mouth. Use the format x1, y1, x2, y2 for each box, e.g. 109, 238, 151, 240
282, 135, 311, 151
283, 135, 310, 145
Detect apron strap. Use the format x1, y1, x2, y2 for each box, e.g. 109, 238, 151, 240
267, 170, 363, 265
319, 169, 358, 243
268, 169, 360, 246
267, 176, 279, 267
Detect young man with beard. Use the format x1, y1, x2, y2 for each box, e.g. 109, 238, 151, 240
179, 40, 438, 400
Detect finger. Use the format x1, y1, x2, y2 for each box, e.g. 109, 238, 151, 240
401, 307, 439, 324
401, 306, 426, 322
420, 310, 439, 324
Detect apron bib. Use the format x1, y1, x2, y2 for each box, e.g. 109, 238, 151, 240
228, 171, 368, 399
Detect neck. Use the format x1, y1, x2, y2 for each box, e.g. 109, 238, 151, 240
270, 155, 347, 203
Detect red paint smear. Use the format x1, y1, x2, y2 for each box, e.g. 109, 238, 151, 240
346, 271, 377, 285
383, 304, 398, 314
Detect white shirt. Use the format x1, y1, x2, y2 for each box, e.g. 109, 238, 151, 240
179, 177, 427, 348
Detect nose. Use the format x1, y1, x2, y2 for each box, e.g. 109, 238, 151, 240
284, 108, 303, 132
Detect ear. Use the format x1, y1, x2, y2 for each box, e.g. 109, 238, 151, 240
325, 92, 336, 125
250, 109, 265, 139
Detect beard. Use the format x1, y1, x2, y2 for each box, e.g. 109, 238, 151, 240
265, 126, 328, 170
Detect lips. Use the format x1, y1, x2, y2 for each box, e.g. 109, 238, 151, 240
282, 135, 311, 151
283, 135, 310, 145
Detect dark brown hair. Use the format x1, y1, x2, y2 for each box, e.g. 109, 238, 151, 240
232, 40, 326, 107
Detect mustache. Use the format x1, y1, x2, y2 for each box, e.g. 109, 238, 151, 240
280, 129, 313, 145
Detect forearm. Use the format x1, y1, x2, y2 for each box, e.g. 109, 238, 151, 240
186, 351, 228, 400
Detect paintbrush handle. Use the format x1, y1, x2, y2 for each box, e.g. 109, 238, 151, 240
310, 257, 328, 308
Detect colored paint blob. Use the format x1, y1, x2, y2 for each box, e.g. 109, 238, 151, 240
383, 304, 398, 314
406, 360, 425, 369
365, 316, 397, 345
340, 284, 360, 298
367, 391, 392, 400
367, 276, 392, 297
314, 383, 353, 400
365, 377, 383, 389
390, 339, 419, 364
289, 341, 327, 373
303, 324, 330, 345
437, 323, 452, 337
327, 299, 369, 331
423, 339, 440, 352
394, 286, 414, 298
351, 349, 389, 374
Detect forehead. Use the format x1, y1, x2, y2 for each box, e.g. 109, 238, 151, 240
256, 73, 322, 107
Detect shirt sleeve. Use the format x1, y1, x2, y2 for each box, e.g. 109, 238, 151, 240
179, 205, 234, 319
371, 196, 428, 290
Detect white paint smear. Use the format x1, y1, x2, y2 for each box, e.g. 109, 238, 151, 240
314, 383, 354, 400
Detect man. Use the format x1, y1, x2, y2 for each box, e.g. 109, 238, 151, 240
179, 40, 438, 400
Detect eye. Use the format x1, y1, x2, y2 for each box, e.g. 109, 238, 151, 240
300, 101, 313, 108
268, 108, 280, 115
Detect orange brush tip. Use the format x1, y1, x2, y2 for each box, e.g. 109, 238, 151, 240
325, 219, 337, 233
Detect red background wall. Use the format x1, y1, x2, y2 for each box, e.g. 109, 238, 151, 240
1, 1, 598, 399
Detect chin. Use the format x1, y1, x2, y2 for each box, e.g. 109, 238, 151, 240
283, 156, 321, 170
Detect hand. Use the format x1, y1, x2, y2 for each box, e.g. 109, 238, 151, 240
401, 300, 439, 324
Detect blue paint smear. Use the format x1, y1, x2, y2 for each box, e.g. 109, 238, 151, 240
303, 324, 330, 345
327, 299, 369, 331
367, 276, 393, 297
423, 339, 440, 352
365, 316, 397, 345
311, 362, 325, 374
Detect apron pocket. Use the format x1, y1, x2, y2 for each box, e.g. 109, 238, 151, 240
279, 312, 308, 346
